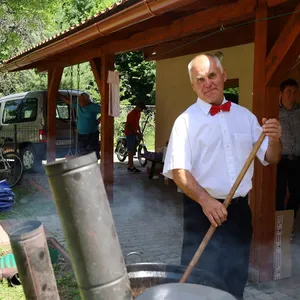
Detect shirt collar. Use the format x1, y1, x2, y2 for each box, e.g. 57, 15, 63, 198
196, 97, 227, 115
279, 101, 298, 111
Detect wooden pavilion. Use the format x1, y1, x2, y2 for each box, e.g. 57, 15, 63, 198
0, 0, 299, 283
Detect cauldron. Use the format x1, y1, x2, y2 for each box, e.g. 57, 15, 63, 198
126, 263, 227, 298
136, 283, 237, 300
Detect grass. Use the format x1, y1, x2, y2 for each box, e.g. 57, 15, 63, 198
0, 245, 80, 300
0, 280, 25, 300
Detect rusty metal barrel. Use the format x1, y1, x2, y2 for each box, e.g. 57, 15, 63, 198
8, 220, 60, 300
44, 153, 132, 300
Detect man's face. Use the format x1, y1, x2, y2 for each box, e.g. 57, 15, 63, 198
79, 94, 90, 107
281, 85, 298, 106
190, 56, 226, 105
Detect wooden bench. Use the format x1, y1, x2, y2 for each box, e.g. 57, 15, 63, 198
147, 159, 164, 179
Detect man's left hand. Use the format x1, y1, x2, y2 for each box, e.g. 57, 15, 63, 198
262, 118, 281, 142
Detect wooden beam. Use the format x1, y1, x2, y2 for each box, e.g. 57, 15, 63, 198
47, 67, 64, 163
250, 1, 278, 283
251, 0, 269, 283
270, 36, 300, 86
102, 0, 256, 54
224, 78, 239, 89
266, 0, 290, 7
145, 22, 254, 61
265, 2, 300, 85
89, 56, 114, 201
35, 45, 102, 72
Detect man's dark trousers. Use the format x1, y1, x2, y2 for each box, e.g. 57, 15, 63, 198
276, 158, 300, 218
181, 194, 252, 299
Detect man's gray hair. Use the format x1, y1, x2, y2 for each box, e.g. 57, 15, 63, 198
187, 54, 223, 82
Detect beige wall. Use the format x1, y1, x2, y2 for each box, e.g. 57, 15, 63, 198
155, 43, 255, 148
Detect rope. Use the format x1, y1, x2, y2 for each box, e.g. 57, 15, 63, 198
66, 66, 74, 157
74, 64, 80, 155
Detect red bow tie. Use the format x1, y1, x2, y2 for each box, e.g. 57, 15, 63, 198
210, 101, 231, 116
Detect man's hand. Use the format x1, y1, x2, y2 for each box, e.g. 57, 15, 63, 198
172, 169, 228, 227
200, 196, 228, 227
262, 118, 281, 142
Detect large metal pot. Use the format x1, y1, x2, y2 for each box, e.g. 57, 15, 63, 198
126, 263, 227, 298
136, 283, 237, 300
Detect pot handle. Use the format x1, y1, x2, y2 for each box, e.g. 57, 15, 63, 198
125, 252, 143, 264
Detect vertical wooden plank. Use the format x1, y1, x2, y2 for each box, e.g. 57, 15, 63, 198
250, 2, 268, 278
250, 0, 279, 283
47, 68, 63, 163
90, 55, 114, 200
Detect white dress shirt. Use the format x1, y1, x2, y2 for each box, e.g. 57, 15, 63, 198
163, 98, 269, 199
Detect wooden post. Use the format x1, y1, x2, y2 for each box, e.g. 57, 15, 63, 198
47, 68, 63, 163
250, 0, 280, 283
250, 0, 300, 283
90, 55, 114, 201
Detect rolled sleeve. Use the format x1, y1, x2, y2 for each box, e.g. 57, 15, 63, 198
163, 116, 192, 179
252, 115, 269, 166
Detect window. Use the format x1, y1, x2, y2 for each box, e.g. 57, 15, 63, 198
224, 79, 239, 104
56, 102, 70, 120
22, 98, 38, 121
2, 98, 38, 124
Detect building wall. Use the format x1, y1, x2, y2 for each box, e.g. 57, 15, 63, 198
155, 43, 255, 148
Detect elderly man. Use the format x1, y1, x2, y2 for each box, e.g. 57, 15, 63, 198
163, 54, 281, 299
60, 92, 101, 159
276, 79, 300, 220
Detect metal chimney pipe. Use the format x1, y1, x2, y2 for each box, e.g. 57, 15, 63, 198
44, 153, 132, 300
7, 220, 60, 300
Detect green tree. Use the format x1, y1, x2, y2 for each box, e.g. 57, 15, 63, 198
115, 52, 156, 105
55, 0, 115, 31
0, 0, 156, 106
0, 0, 60, 60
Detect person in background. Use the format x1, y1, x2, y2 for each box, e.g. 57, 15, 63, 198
60, 92, 101, 159
276, 79, 300, 220
163, 54, 281, 299
125, 101, 146, 173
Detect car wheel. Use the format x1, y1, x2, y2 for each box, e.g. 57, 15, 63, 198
21, 146, 42, 173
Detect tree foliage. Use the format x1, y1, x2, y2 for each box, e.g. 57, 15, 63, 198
115, 52, 156, 105
0, 0, 59, 61
0, 0, 156, 105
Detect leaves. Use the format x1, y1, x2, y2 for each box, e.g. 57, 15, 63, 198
0, 0, 60, 61
115, 52, 156, 105
0, 0, 156, 105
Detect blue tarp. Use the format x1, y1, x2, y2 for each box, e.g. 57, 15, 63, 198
0, 180, 15, 212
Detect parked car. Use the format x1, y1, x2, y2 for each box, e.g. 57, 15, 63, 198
0, 90, 91, 172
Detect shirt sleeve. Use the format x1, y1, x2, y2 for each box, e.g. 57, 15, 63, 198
251, 114, 269, 166
162, 115, 193, 179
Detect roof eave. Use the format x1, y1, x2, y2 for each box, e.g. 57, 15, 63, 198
0, 0, 197, 73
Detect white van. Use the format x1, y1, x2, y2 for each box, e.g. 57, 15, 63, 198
0, 90, 88, 172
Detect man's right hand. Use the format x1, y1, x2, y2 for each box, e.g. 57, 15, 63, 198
201, 196, 228, 227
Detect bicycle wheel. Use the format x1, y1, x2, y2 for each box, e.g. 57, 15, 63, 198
138, 144, 148, 167
115, 140, 127, 162
1, 152, 23, 187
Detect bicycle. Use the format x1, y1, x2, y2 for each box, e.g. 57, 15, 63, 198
115, 112, 151, 167
0, 137, 23, 187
